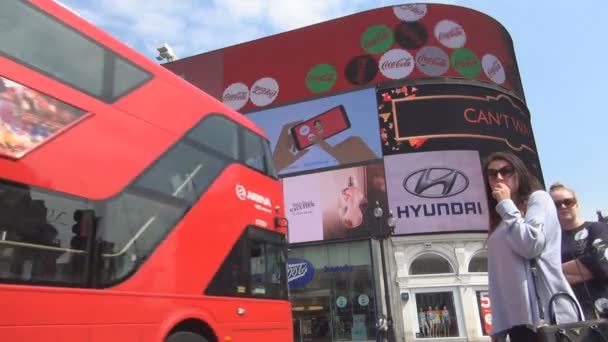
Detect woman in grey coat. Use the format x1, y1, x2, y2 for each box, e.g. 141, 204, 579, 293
484, 152, 581, 342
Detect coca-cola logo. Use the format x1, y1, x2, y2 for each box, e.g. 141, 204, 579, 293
345, 55, 378, 85
222, 91, 247, 102
381, 57, 412, 70
393, 4, 427, 22
222, 82, 249, 111
451, 48, 481, 78
438, 27, 464, 41
287, 258, 315, 289
361, 25, 394, 54
306, 73, 335, 83
306, 64, 337, 93
250, 77, 279, 107
363, 30, 389, 49
482, 54, 506, 85
416, 46, 450, 77
434, 20, 466, 49
379, 49, 415, 80
418, 56, 447, 67
251, 85, 277, 98
394, 21, 428, 50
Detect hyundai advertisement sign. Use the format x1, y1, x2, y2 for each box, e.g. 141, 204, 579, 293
287, 258, 315, 289
384, 150, 489, 234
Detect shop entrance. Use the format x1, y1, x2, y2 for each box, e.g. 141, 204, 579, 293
288, 241, 377, 342
292, 290, 332, 342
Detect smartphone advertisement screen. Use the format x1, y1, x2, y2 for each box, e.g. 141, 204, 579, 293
246, 88, 382, 176
290, 105, 351, 151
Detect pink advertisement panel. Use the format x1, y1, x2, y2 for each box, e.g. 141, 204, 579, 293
284, 162, 387, 243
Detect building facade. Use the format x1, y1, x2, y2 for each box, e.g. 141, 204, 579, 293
164, 4, 539, 341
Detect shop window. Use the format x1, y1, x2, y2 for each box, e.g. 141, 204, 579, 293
288, 240, 377, 342
468, 250, 488, 273
414, 291, 460, 338
409, 253, 454, 275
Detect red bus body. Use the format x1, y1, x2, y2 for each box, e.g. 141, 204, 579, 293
0, 1, 292, 341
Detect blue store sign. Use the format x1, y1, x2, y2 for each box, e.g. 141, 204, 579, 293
287, 258, 315, 289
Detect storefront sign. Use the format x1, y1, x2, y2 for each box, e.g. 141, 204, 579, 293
287, 258, 315, 289
476, 291, 493, 335
324, 264, 353, 273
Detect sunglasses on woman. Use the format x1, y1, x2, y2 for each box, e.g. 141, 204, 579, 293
486, 165, 515, 180
554, 198, 577, 208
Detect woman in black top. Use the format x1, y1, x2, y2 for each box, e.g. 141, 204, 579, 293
550, 182, 608, 319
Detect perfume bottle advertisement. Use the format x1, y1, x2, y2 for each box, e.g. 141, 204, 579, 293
283, 162, 388, 243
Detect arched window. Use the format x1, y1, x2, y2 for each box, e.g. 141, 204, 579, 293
468, 250, 488, 273
409, 253, 454, 275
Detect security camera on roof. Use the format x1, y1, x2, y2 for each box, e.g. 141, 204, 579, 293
155, 43, 176, 62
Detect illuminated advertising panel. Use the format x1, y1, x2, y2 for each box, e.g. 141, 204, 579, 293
164, 4, 524, 112
377, 83, 542, 181
247, 88, 382, 176
0, 76, 87, 159
283, 162, 387, 243
384, 150, 489, 234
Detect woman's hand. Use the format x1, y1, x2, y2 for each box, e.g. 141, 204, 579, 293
492, 182, 511, 202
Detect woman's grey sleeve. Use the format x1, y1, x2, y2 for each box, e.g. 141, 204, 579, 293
495, 191, 548, 259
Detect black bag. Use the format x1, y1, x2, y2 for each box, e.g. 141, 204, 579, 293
530, 258, 608, 342
536, 292, 608, 341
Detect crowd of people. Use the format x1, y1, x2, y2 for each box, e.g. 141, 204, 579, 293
483, 151, 608, 341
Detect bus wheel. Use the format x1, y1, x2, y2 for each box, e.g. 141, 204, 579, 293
165, 331, 208, 342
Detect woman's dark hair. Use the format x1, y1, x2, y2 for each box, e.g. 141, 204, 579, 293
483, 151, 543, 232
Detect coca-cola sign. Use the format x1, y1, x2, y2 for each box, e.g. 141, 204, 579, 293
250, 77, 279, 107
378, 49, 415, 80
393, 4, 427, 22
434, 20, 466, 49
416, 46, 449, 76
287, 258, 315, 289
222, 82, 249, 111
482, 54, 506, 85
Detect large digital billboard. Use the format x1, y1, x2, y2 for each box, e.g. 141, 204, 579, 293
384, 150, 489, 235
377, 82, 543, 182
283, 162, 387, 243
247, 88, 382, 176
164, 4, 524, 112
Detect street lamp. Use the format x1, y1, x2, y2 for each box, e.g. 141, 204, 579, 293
370, 201, 396, 342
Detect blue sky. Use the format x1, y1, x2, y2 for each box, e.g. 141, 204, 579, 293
60, 0, 607, 220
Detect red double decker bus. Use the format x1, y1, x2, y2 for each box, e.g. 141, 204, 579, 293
0, 1, 291, 341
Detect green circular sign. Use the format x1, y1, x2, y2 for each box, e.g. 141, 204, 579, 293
451, 48, 481, 78
361, 25, 394, 54
306, 64, 337, 93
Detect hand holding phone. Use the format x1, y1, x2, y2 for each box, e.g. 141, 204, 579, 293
289, 105, 351, 151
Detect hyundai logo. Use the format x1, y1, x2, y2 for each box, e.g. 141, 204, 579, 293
403, 167, 469, 198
